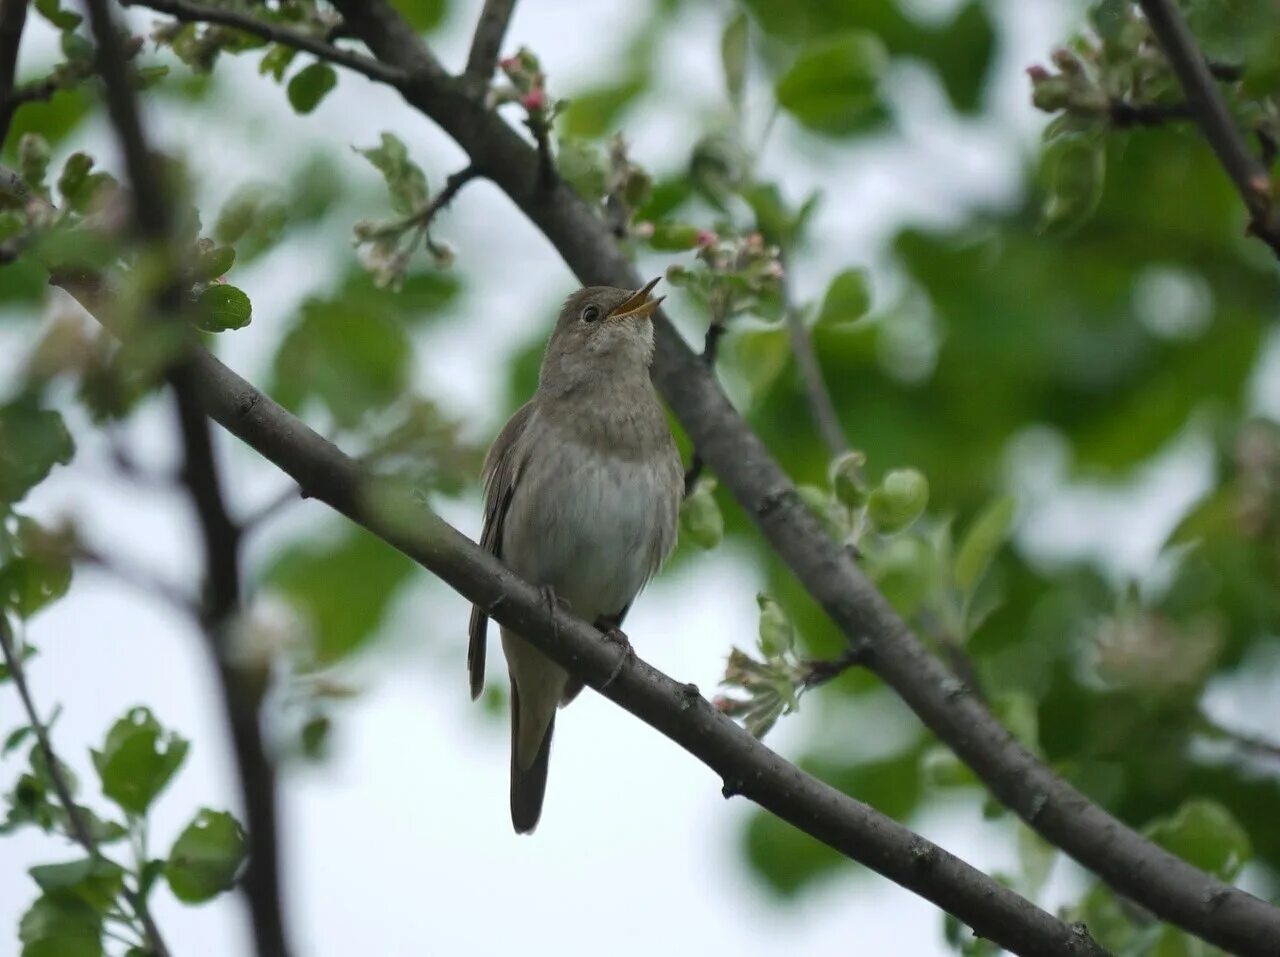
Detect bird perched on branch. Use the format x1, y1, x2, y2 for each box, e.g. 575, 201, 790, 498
468, 278, 683, 833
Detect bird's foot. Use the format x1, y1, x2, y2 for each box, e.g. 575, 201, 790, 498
600, 627, 635, 690
539, 586, 571, 639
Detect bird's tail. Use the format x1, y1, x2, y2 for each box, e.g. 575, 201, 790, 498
509, 681, 555, 834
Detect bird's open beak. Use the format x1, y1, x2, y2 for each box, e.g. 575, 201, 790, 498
607, 276, 664, 322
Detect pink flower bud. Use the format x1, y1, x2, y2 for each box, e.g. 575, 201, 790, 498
521, 87, 546, 112
1025, 65, 1050, 82
695, 229, 718, 248
499, 56, 520, 72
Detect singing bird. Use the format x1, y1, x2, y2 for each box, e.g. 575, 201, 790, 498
468, 278, 683, 833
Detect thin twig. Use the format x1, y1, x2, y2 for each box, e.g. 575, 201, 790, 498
81, 3, 291, 956
367, 164, 479, 240
1195, 712, 1280, 764
682, 300, 729, 496
463, 0, 516, 96
240, 483, 304, 533
1137, 0, 1280, 256
120, 0, 407, 87
779, 263, 846, 458
0, 616, 172, 957
0, 0, 29, 146
74, 543, 198, 616
1108, 99, 1195, 128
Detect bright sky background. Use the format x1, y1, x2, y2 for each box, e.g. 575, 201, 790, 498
4, 2, 1279, 955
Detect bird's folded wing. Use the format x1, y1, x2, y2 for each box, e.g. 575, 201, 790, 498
468, 401, 535, 700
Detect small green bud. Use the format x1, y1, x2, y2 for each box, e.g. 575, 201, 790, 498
867, 468, 929, 534
1030, 75, 1073, 112
829, 450, 868, 507
755, 593, 795, 657
18, 133, 51, 192
680, 477, 723, 549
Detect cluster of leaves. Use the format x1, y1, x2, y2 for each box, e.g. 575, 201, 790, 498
1029, 0, 1280, 235
350, 132, 456, 289
0, 679, 246, 957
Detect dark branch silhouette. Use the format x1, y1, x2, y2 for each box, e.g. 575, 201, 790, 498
81, 2, 292, 955
1137, 0, 1280, 256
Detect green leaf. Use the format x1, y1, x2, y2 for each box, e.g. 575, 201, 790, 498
34, 0, 81, 31
0, 399, 75, 506
259, 44, 298, 81
193, 245, 236, 283
266, 525, 413, 663
357, 132, 428, 216
953, 496, 1014, 595
286, 62, 338, 114
1038, 132, 1105, 236
165, 808, 247, 903
721, 13, 749, 109
556, 138, 607, 202
560, 79, 646, 139
389, 0, 448, 32
679, 478, 724, 549
29, 857, 125, 912
743, 182, 820, 248
18, 893, 102, 957
867, 468, 929, 534
271, 294, 410, 427
4, 725, 34, 755
775, 33, 887, 135
815, 268, 872, 327
725, 320, 790, 399
193, 284, 252, 332
1144, 799, 1252, 880
91, 707, 189, 815
0, 552, 73, 619
647, 221, 701, 251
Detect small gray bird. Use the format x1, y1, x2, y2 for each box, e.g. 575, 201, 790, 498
468, 278, 683, 833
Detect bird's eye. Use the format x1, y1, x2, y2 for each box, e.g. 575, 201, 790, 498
581, 304, 601, 323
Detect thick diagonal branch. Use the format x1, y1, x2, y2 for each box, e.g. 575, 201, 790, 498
319, 4, 1280, 952
80, 2, 289, 955
1137, 0, 1280, 256
51, 273, 1105, 956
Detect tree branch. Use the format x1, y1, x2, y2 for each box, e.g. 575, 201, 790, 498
682, 302, 728, 495
463, 0, 516, 96
52, 278, 1106, 957
779, 263, 846, 457
1137, 0, 1280, 257
320, 5, 1280, 952
0, 0, 29, 146
0, 616, 172, 957
119, 0, 407, 87
80, 3, 290, 955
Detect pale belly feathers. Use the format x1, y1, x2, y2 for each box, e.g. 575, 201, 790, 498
500, 439, 678, 624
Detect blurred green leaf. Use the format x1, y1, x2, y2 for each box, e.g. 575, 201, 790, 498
357, 132, 428, 217
287, 62, 338, 114
18, 893, 101, 957
867, 468, 929, 534
1143, 798, 1252, 880
725, 320, 790, 399
816, 268, 872, 328
0, 400, 75, 507
560, 79, 646, 139
193, 284, 252, 332
267, 525, 413, 664
1039, 131, 1106, 236
775, 33, 886, 136
680, 477, 724, 549
954, 497, 1015, 596
90, 708, 188, 816
390, 0, 448, 32
34, 0, 82, 30
721, 13, 749, 109
28, 857, 124, 913
165, 808, 247, 903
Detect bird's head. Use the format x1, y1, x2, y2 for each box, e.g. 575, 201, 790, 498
539, 278, 664, 393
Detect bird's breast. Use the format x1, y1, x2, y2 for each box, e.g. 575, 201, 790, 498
501, 438, 681, 622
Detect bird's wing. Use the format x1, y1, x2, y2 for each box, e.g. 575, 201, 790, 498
468, 401, 536, 700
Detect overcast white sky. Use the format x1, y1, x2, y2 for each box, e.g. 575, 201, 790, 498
4, 1, 1278, 955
